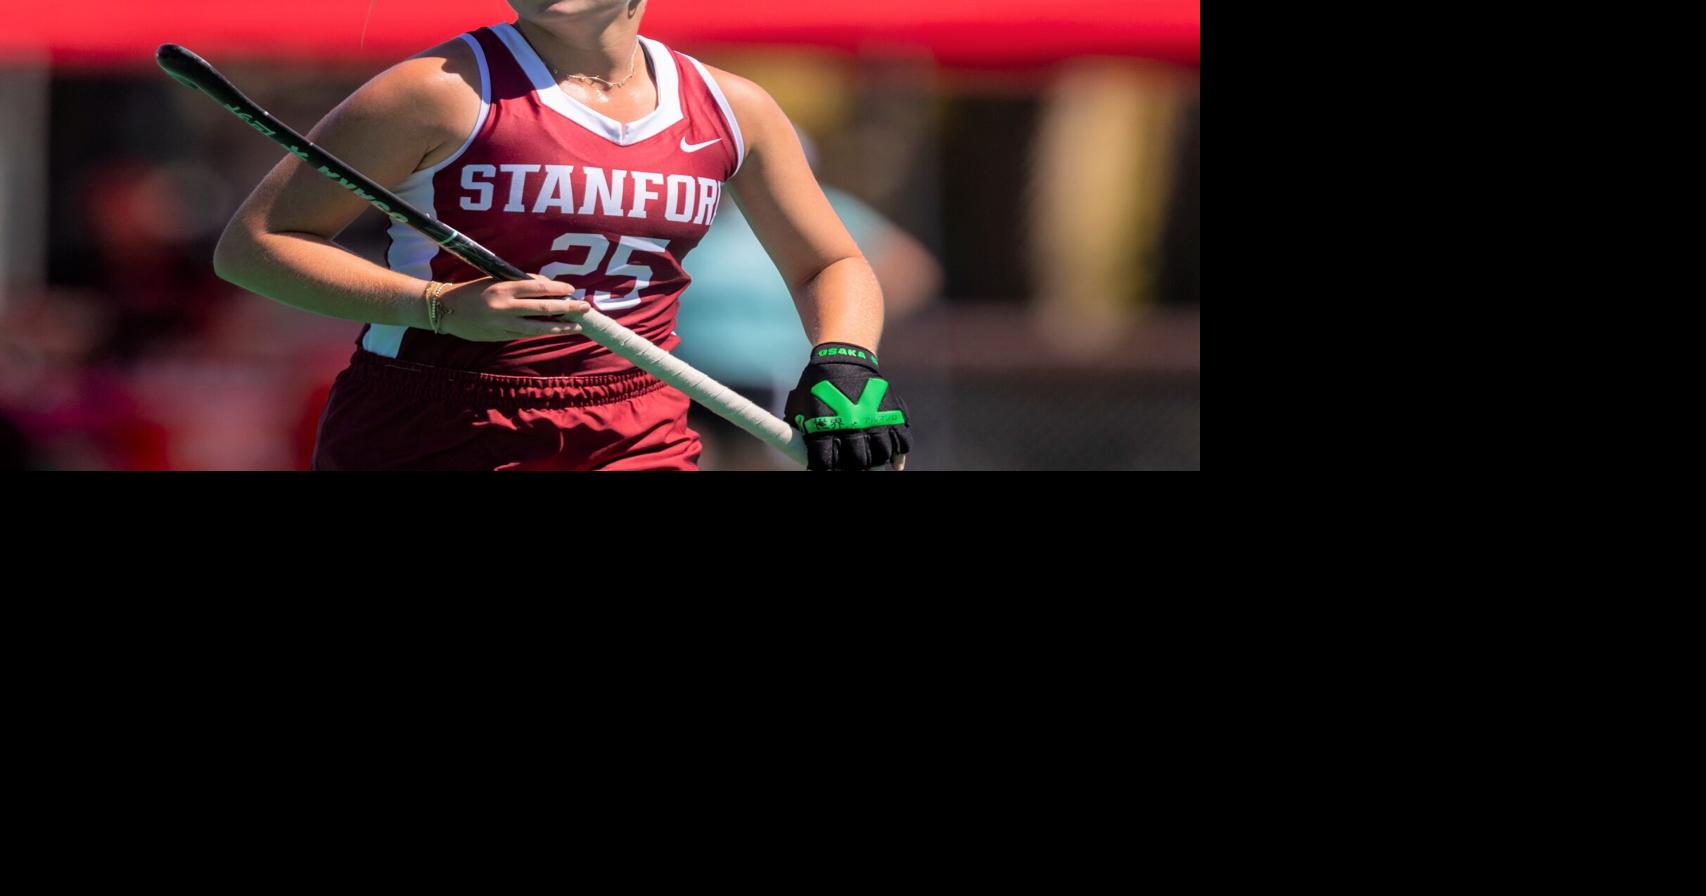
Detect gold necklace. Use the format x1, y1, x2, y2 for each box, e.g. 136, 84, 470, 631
546, 41, 641, 92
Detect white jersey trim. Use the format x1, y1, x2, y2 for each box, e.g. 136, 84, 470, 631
491, 23, 683, 147
681, 53, 747, 177
418, 33, 491, 180
367, 31, 490, 357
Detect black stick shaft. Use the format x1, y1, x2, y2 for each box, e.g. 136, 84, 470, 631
156, 43, 528, 282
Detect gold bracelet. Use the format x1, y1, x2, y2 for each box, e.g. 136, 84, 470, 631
424, 281, 453, 334
422, 280, 440, 332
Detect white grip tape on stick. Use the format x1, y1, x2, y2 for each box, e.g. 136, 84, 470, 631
574, 308, 808, 466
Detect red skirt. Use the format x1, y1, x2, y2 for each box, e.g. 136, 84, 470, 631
311, 349, 701, 471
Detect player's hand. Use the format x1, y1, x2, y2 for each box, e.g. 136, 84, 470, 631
784, 342, 912, 471
437, 275, 593, 342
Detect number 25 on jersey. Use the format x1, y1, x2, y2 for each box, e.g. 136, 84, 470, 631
539, 232, 671, 312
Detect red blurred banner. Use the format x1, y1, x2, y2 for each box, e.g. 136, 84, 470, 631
0, 0, 1199, 68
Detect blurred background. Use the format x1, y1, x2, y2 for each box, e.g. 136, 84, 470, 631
0, 0, 1199, 470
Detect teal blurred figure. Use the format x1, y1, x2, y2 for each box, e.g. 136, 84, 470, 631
677, 131, 940, 470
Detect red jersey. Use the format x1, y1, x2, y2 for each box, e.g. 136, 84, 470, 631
358, 23, 746, 376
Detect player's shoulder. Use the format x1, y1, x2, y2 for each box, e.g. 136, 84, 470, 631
339, 34, 477, 113
386, 35, 482, 107
692, 62, 788, 141
333, 35, 482, 139
693, 62, 777, 114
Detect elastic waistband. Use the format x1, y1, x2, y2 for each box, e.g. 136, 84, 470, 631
343, 349, 667, 408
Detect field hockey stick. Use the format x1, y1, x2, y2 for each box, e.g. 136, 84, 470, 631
156, 43, 808, 467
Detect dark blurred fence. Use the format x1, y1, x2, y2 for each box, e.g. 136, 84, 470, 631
882, 305, 1199, 471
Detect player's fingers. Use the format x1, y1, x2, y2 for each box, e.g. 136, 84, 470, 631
890, 427, 912, 459
891, 453, 908, 471
840, 434, 872, 471
807, 437, 836, 471
509, 276, 579, 298
505, 319, 583, 338
505, 299, 593, 317
862, 430, 894, 468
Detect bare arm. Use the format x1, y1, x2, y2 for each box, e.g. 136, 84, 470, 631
213, 40, 587, 339
713, 68, 884, 351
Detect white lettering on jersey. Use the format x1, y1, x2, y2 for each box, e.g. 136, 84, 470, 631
599, 236, 670, 311
500, 164, 541, 213
533, 165, 577, 214
461, 164, 496, 211
694, 177, 721, 225
458, 164, 723, 223
628, 172, 664, 219
664, 175, 697, 223
580, 167, 628, 217
540, 232, 610, 284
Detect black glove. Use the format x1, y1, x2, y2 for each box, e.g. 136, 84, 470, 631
784, 342, 913, 471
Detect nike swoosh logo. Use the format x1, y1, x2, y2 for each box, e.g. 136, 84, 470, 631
681, 137, 722, 153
